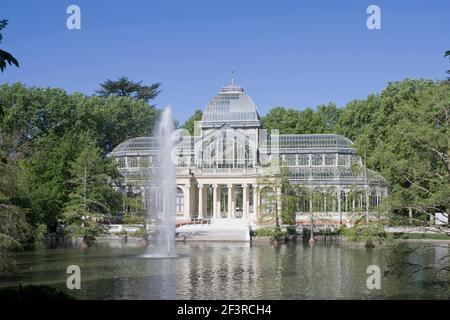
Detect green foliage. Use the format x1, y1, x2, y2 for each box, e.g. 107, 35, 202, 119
285, 225, 297, 235
445, 50, 450, 76
396, 232, 450, 240
262, 103, 342, 134
62, 140, 121, 238
63, 222, 108, 239
97, 76, 161, 104
340, 222, 389, 242
0, 285, 74, 300
258, 164, 295, 228
0, 19, 19, 72
182, 109, 203, 135
337, 95, 379, 141
253, 227, 276, 237
0, 83, 160, 234
129, 227, 148, 239
123, 214, 145, 224
301, 227, 340, 240
0, 130, 32, 277
253, 226, 297, 240
20, 133, 79, 227
122, 193, 144, 216
0, 206, 31, 277
257, 78, 450, 226
355, 80, 450, 224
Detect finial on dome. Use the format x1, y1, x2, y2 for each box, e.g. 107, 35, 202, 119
231, 70, 235, 84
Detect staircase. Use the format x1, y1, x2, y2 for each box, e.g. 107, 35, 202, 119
176, 218, 251, 242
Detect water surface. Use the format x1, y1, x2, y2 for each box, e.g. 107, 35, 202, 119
1, 241, 449, 299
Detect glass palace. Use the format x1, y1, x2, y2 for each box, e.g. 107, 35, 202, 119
109, 81, 388, 227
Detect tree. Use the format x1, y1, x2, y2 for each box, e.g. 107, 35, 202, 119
182, 109, 203, 135
446, 50, 450, 79
262, 105, 342, 135
20, 134, 77, 228
0, 19, 19, 72
0, 147, 30, 277
62, 140, 121, 240
262, 107, 298, 134
97, 76, 161, 104
337, 95, 379, 141
0, 83, 160, 232
314, 103, 343, 133
351, 80, 450, 228
258, 164, 296, 233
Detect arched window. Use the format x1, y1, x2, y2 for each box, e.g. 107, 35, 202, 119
260, 186, 275, 216
128, 157, 139, 168
117, 158, 126, 168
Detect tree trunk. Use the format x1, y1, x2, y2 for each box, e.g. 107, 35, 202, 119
309, 213, 315, 243
83, 163, 87, 218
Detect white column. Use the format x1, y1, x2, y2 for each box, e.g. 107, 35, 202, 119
184, 184, 191, 219
198, 184, 203, 219
253, 184, 258, 222
227, 183, 233, 219
337, 187, 342, 225
217, 185, 222, 218
352, 193, 355, 212
243, 183, 248, 219
203, 185, 208, 217
376, 188, 380, 207
231, 185, 236, 218
212, 184, 218, 219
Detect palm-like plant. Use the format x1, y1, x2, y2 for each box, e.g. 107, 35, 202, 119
445, 50, 450, 76
0, 19, 19, 72
97, 76, 161, 103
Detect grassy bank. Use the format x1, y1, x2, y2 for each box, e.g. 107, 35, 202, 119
394, 233, 450, 240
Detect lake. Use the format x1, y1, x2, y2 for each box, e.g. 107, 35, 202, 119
1, 240, 449, 299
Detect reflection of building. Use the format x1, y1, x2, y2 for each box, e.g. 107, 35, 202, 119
109, 80, 388, 226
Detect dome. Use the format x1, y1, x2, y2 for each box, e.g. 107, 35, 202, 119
110, 137, 159, 156
201, 81, 261, 128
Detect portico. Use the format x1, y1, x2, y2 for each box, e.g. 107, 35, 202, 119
176, 178, 259, 224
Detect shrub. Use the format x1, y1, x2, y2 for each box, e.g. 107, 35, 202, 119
123, 214, 145, 225
285, 225, 297, 235
129, 227, 148, 239
340, 222, 389, 242
0, 285, 74, 300
253, 227, 276, 237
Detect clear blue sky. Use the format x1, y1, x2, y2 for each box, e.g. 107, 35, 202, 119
1, 0, 449, 123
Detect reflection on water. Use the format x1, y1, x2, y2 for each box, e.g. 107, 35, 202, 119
1, 241, 449, 299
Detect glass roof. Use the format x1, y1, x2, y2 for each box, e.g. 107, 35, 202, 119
279, 134, 353, 150
201, 82, 261, 125
289, 167, 386, 185
111, 136, 197, 154
111, 134, 353, 154
112, 137, 159, 153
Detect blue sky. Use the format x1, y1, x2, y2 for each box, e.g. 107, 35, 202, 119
1, 0, 449, 123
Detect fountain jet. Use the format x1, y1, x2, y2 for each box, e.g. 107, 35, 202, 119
144, 107, 177, 258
